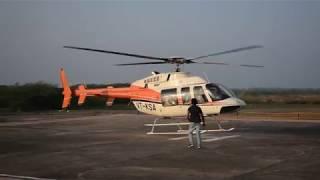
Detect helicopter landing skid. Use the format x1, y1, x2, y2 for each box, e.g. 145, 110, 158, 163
144, 116, 234, 135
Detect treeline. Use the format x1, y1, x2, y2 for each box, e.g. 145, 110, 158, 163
0, 82, 61, 111
0, 82, 130, 112
234, 88, 320, 104
1, 83, 320, 112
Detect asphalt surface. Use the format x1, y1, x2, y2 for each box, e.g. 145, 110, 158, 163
0, 111, 320, 180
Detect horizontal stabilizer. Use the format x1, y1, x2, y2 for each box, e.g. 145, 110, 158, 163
77, 85, 87, 105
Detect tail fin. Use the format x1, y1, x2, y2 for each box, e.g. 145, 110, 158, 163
60, 68, 72, 109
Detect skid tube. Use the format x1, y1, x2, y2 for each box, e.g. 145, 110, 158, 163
145, 115, 234, 135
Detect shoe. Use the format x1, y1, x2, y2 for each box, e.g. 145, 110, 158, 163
197, 146, 201, 149
188, 144, 194, 148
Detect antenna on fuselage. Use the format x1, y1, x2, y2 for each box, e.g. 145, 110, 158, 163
175, 65, 181, 72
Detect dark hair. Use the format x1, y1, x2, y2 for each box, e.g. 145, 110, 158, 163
191, 98, 198, 105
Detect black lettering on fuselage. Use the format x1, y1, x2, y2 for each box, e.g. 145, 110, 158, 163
135, 102, 156, 111
144, 76, 160, 84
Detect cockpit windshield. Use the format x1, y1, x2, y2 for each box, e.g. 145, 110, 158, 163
206, 83, 236, 101
218, 84, 236, 97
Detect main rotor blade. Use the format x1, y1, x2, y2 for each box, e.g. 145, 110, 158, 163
114, 62, 167, 66
64, 46, 169, 61
199, 62, 229, 65
189, 45, 263, 61
240, 64, 264, 68
200, 62, 264, 68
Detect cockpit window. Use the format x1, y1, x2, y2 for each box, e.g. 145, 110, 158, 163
206, 83, 234, 101
218, 84, 236, 97
181, 87, 191, 105
161, 88, 178, 106
193, 86, 208, 104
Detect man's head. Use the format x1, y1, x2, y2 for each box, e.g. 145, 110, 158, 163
191, 98, 198, 105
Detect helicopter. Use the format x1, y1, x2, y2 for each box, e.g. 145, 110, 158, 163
61, 45, 263, 134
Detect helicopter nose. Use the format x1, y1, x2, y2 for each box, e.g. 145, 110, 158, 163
221, 97, 246, 106
236, 98, 246, 106
219, 97, 246, 114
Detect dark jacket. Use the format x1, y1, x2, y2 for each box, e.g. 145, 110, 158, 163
187, 105, 204, 123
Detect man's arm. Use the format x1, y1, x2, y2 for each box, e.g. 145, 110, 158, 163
199, 108, 205, 126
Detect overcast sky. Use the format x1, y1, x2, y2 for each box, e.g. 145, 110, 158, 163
1, 1, 320, 88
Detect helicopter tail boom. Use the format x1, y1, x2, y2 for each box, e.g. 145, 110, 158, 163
60, 68, 161, 109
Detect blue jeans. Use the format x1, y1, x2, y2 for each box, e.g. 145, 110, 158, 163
188, 122, 201, 148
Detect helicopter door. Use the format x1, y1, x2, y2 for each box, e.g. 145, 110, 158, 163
193, 86, 209, 104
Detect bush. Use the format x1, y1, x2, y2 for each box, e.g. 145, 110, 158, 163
0, 82, 132, 112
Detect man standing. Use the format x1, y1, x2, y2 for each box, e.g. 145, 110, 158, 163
187, 98, 205, 149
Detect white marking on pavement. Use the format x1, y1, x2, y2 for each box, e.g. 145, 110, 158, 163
168, 135, 240, 142
202, 135, 240, 142
169, 136, 189, 141
0, 174, 55, 180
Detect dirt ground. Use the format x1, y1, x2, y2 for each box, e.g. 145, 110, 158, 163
0, 111, 320, 180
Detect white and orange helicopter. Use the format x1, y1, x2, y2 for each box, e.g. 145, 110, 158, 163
61, 45, 263, 134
